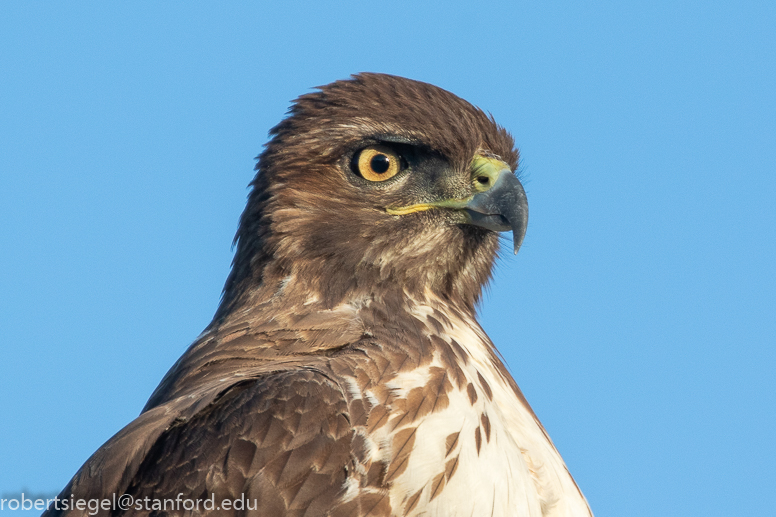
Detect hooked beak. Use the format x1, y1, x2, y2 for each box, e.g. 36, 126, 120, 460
465, 162, 528, 254
386, 155, 529, 254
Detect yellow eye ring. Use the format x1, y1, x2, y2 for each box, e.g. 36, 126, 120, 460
356, 145, 401, 182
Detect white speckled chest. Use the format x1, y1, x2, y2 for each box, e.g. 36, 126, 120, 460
358, 300, 593, 517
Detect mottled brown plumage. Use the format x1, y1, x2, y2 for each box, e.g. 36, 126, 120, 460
45, 73, 592, 517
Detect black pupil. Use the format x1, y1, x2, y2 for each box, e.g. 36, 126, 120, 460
370, 154, 391, 174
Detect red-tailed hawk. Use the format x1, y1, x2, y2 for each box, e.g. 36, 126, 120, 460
45, 73, 593, 516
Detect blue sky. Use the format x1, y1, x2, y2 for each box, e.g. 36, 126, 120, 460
1, 2, 774, 515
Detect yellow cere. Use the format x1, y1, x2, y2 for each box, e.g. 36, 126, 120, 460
470, 155, 511, 193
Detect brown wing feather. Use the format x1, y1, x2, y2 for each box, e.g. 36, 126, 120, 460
122, 370, 357, 516
46, 367, 392, 517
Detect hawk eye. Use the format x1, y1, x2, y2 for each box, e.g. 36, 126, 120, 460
355, 145, 401, 182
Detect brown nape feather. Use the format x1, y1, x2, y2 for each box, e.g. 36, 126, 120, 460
216, 73, 518, 321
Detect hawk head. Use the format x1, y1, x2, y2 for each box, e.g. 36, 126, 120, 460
217, 73, 527, 318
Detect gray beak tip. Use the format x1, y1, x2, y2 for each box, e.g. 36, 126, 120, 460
512, 230, 525, 255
